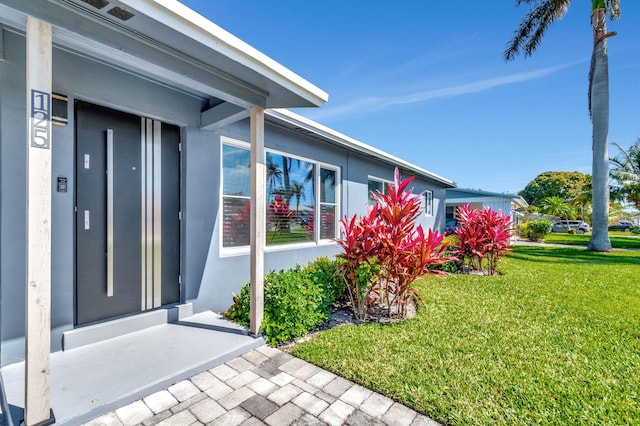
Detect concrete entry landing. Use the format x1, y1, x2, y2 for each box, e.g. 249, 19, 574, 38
0, 311, 263, 425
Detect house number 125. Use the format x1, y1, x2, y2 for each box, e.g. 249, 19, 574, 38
31, 89, 51, 149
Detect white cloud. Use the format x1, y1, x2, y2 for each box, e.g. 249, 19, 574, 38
303, 61, 581, 121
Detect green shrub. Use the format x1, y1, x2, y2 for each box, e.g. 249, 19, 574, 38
222, 257, 344, 345
522, 219, 552, 241
430, 235, 462, 273
631, 225, 640, 235
304, 256, 345, 309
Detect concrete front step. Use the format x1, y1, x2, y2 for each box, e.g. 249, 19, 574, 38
1, 309, 263, 425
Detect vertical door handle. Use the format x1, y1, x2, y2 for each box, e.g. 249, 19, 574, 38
106, 128, 114, 297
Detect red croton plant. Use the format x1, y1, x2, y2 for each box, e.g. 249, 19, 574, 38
455, 203, 512, 275
335, 168, 453, 320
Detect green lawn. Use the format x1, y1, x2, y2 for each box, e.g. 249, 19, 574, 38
266, 229, 311, 245
291, 246, 640, 425
544, 232, 640, 249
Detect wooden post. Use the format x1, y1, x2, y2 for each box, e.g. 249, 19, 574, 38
25, 16, 54, 426
249, 107, 265, 335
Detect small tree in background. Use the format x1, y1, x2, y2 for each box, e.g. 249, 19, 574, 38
455, 204, 512, 275
610, 139, 640, 210
539, 196, 577, 219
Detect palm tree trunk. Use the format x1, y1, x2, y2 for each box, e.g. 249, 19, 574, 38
588, 7, 612, 252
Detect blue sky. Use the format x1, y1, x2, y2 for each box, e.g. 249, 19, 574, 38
182, 0, 640, 194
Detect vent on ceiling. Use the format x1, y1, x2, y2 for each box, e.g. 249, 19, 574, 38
80, 0, 109, 9
107, 6, 135, 21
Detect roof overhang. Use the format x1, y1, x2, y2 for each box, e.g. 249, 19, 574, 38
266, 109, 457, 188
446, 188, 529, 209
0, 0, 328, 109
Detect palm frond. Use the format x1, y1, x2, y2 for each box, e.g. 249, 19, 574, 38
505, 0, 571, 61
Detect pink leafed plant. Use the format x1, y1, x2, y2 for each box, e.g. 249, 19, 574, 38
267, 194, 294, 232
455, 204, 512, 275
335, 168, 453, 320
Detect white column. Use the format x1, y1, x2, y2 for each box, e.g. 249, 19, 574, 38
25, 16, 53, 426
249, 107, 265, 335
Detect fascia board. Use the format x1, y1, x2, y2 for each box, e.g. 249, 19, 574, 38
121, 0, 329, 108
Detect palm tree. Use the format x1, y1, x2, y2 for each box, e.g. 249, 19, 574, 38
540, 196, 577, 219
505, 0, 620, 252
289, 181, 306, 218
610, 139, 640, 210
569, 182, 593, 221
266, 158, 282, 198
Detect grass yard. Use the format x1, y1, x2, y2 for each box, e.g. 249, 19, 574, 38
266, 229, 311, 245
291, 246, 640, 425
544, 232, 640, 249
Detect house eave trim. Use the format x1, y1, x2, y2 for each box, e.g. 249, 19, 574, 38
121, 0, 329, 108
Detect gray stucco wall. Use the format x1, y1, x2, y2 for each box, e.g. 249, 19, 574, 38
0, 29, 206, 365
0, 28, 450, 366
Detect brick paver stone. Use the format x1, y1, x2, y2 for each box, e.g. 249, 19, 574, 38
190, 370, 221, 391
218, 387, 257, 410
246, 377, 279, 396
411, 414, 442, 426
115, 400, 154, 426
290, 363, 321, 381
210, 363, 240, 381
227, 370, 261, 389
227, 356, 256, 373
168, 379, 201, 402
322, 376, 352, 398
382, 402, 418, 426
211, 407, 251, 426
319, 399, 356, 426
169, 392, 207, 414
270, 372, 295, 387
340, 384, 373, 407
240, 417, 267, 426
189, 397, 226, 423
264, 402, 305, 426
85, 412, 123, 426
277, 358, 308, 374
206, 381, 234, 400
240, 395, 279, 420
306, 370, 337, 389
360, 392, 394, 418
143, 390, 179, 414
291, 413, 327, 426
242, 350, 270, 366
346, 409, 386, 426
256, 345, 281, 358
291, 392, 329, 416
292, 378, 318, 395
314, 390, 337, 405
155, 409, 197, 426
268, 352, 295, 368
267, 383, 303, 406
142, 410, 172, 426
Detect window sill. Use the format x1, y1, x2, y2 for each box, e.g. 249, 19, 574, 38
219, 240, 337, 258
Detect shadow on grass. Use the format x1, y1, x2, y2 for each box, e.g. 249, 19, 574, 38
508, 245, 640, 266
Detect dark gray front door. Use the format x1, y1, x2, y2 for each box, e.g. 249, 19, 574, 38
75, 101, 180, 325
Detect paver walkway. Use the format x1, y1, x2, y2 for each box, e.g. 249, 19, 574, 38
86, 345, 440, 426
